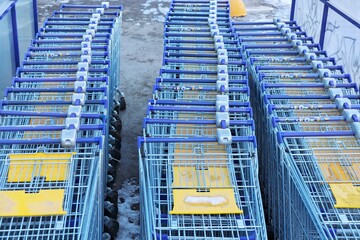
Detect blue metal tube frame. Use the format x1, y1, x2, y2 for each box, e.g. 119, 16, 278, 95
32, 0, 38, 33
277, 130, 355, 143
0, 0, 38, 69
148, 99, 250, 107
11, 4, 20, 68
0, 109, 105, 120
291, 0, 360, 49
138, 136, 256, 147
0, 137, 103, 145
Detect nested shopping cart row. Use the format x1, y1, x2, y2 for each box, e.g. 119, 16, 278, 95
139, 1, 267, 239
234, 18, 360, 239
0, 2, 122, 239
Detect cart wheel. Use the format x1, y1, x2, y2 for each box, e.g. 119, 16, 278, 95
104, 216, 119, 238
105, 187, 118, 204
109, 126, 121, 140
111, 118, 122, 132
109, 136, 121, 150
107, 175, 114, 186
119, 97, 126, 111
104, 201, 118, 219
112, 111, 121, 121
109, 146, 121, 160
109, 155, 120, 167
107, 164, 117, 178
102, 232, 111, 240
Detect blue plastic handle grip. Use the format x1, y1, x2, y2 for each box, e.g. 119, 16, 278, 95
0, 100, 107, 105
138, 136, 256, 145
240, 36, 312, 42
13, 77, 107, 82
160, 69, 246, 76
33, 39, 109, 44
144, 118, 253, 126
53, 10, 119, 16
0, 110, 104, 120
60, 4, 122, 9
232, 20, 296, 25
29, 45, 108, 51
0, 137, 102, 145
277, 131, 355, 143
37, 33, 110, 38
46, 17, 113, 21
148, 99, 249, 107
156, 77, 247, 84
0, 125, 104, 131
154, 85, 249, 93
5, 87, 106, 93
44, 22, 113, 26
18, 68, 107, 73
165, 52, 242, 58
148, 106, 252, 113
164, 58, 246, 65
274, 116, 345, 123
23, 60, 109, 65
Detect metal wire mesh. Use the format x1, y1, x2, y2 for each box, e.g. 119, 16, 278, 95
234, 17, 360, 239
0, 2, 121, 239
139, 1, 267, 239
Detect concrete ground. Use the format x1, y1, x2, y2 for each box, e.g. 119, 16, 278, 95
36, 0, 291, 239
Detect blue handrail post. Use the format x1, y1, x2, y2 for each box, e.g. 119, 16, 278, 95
10, 4, 20, 68
33, 0, 39, 33
319, 1, 329, 49
290, 0, 296, 21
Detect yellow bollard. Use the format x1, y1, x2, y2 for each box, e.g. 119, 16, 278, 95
230, 0, 247, 17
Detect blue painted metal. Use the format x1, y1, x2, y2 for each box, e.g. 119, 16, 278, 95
319, 3, 329, 49
233, 11, 360, 239
290, 0, 296, 20
32, 0, 38, 32
320, 0, 360, 29
0, 3, 123, 239
139, 1, 267, 239
11, 6, 20, 68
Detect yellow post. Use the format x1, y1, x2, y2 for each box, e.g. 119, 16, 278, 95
230, 0, 247, 17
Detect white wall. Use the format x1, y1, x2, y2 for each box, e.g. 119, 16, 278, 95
293, 0, 360, 84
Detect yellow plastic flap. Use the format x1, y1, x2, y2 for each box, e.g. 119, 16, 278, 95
329, 183, 360, 208
175, 124, 217, 137
170, 189, 243, 214
177, 113, 214, 120
230, 0, 247, 17
173, 166, 231, 188
319, 163, 360, 182
0, 189, 67, 217
8, 153, 73, 182
173, 143, 227, 164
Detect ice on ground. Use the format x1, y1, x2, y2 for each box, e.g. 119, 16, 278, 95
143, 8, 158, 15
158, 4, 169, 16
265, 0, 292, 5
117, 178, 140, 240
55, 0, 70, 3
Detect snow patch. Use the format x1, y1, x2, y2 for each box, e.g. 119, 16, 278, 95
143, 8, 158, 15
158, 4, 168, 16
266, 0, 292, 5
117, 178, 140, 240
152, 15, 166, 22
